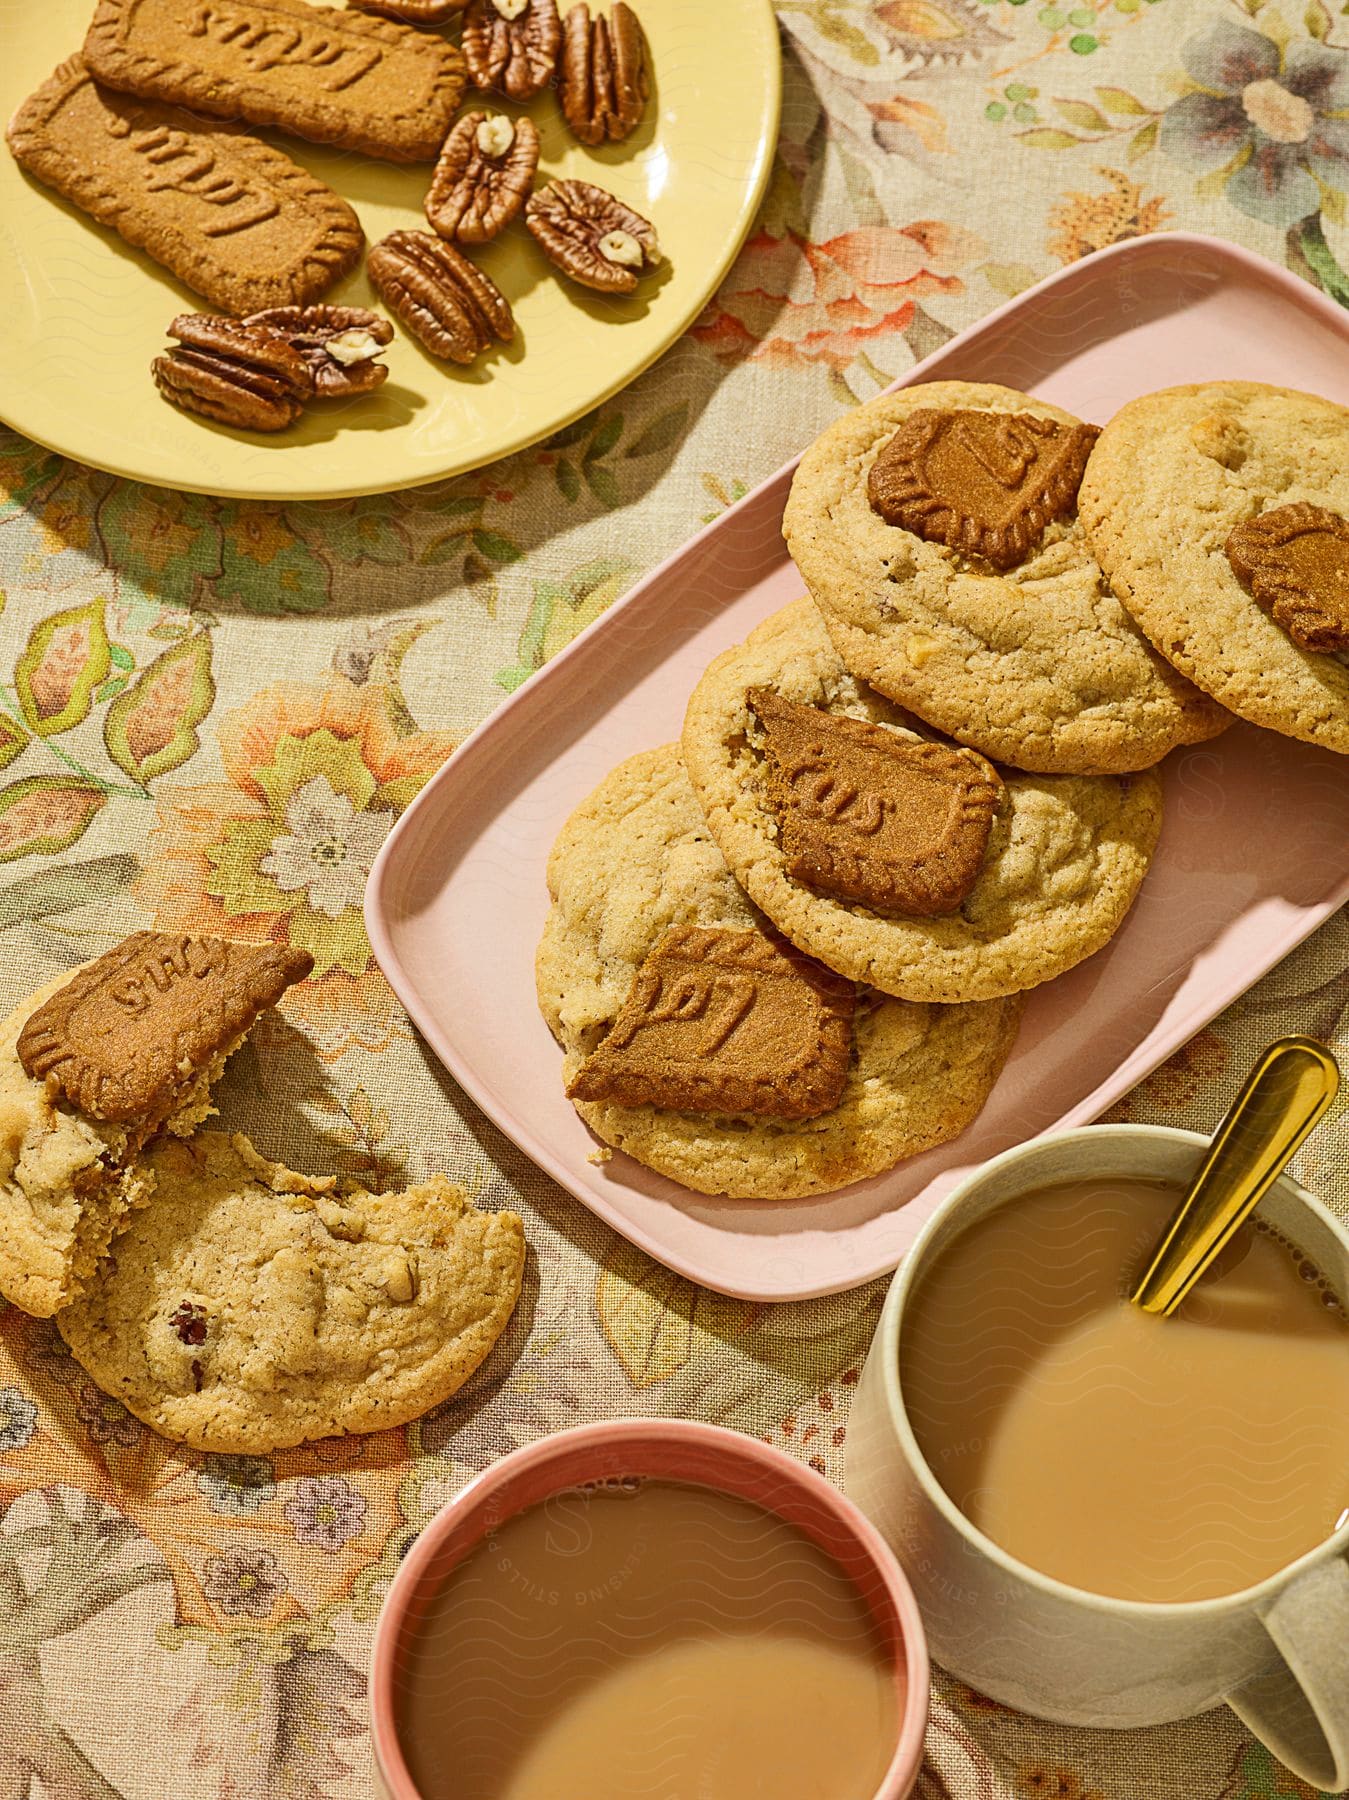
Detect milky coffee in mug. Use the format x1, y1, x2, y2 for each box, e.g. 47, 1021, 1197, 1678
394, 1477, 898, 1800
901, 1174, 1349, 1605
846, 1125, 1349, 1791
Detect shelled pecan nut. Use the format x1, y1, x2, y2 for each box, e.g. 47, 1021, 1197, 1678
525, 179, 660, 293
558, 2, 648, 145
425, 111, 540, 244
462, 0, 562, 101
151, 314, 309, 431
245, 305, 393, 397
348, 0, 466, 20
367, 230, 514, 364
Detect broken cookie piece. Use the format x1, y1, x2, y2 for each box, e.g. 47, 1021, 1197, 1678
0, 933, 311, 1318
18, 931, 312, 1128
59, 1131, 526, 1453
567, 924, 854, 1120
747, 687, 1003, 915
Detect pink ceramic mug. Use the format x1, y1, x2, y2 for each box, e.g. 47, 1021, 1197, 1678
371, 1418, 931, 1800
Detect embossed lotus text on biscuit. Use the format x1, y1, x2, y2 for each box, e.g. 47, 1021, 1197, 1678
606, 959, 755, 1060
106, 116, 280, 234
81, 0, 464, 162
747, 688, 1003, 916
184, 1, 384, 88
110, 935, 232, 1015
17, 931, 312, 1122
867, 407, 1100, 570
568, 926, 854, 1120
1225, 502, 1349, 654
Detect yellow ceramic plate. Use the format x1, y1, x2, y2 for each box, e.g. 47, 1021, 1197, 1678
0, 0, 780, 500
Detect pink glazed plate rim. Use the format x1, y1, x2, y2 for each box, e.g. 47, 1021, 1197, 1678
370, 1419, 931, 1800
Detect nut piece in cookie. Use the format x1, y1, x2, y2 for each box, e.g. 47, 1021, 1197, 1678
746, 687, 1003, 916
245, 305, 392, 398
868, 408, 1100, 571
1225, 503, 1349, 654
462, 0, 562, 100
425, 111, 540, 244
567, 924, 854, 1120
558, 1, 648, 145
18, 931, 313, 1128
152, 314, 311, 432
525, 179, 660, 293
58, 1131, 527, 1453
368, 230, 514, 363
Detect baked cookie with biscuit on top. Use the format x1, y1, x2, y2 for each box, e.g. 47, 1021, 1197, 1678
536, 742, 1022, 1199
681, 599, 1165, 1004
1079, 380, 1349, 755
0, 933, 311, 1318
783, 380, 1229, 774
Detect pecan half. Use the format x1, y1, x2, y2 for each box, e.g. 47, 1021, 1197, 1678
425, 111, 540, 244
525, 179, 660, 293
462, 0, 562, 100
367, 230, 514, 364
245, 305, 393, 397
151, 314, 309, 432
348, 0, 466, 19
558, 2, 648, 145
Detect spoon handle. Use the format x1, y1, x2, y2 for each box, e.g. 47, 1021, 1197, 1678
1131, 1036, 1340, 1317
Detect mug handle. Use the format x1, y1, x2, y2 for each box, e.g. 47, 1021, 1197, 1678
1224, 1556, 1349, 1792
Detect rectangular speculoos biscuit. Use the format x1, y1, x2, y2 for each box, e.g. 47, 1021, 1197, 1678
83, 0, 466, 163
7, 57, 363, 313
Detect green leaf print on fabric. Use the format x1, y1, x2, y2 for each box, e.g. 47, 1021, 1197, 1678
104, 634, 216, 786
0, 714, 28, 772
216, 511, 331, 614
596, 1242, 753, 1388
0, 776, 106, 863
14, 602, 111, 738
0, 432, 62, 525
98, 485, 223, 608
0, 854, 139, 928
294, 499, 411, 569
495, 558, 638, 691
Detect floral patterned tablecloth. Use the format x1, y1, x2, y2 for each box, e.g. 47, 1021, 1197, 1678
0, 0, 1346, 1793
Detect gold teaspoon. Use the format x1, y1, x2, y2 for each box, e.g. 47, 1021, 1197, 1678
1131, 1035, 1341, 1317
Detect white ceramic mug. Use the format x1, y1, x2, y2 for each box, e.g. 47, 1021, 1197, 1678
847, 1124, 1349, 1791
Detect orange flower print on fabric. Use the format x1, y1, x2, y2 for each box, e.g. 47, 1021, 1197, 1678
692, 222, 981, 371
135, 673, 456, 1060
1046, 168, 1171, 265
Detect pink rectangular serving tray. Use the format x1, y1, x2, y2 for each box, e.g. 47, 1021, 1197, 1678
366, 233, 1349, 1302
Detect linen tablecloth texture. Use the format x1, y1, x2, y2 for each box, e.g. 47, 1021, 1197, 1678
0, 0, 1346, 1792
